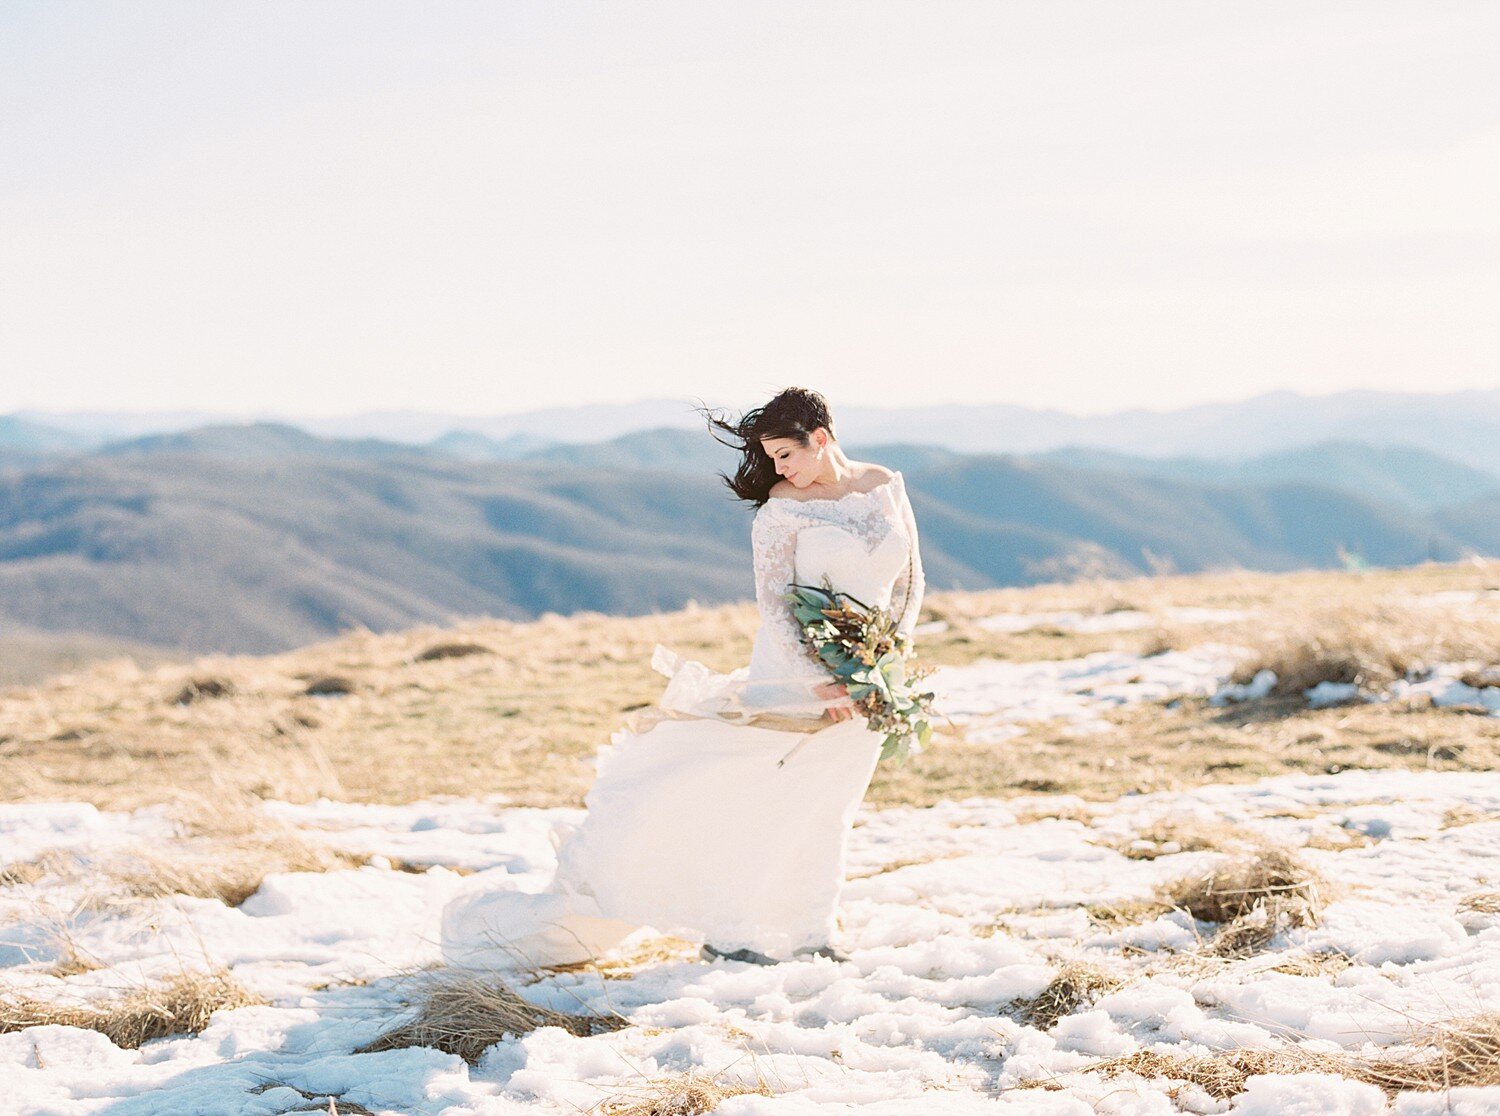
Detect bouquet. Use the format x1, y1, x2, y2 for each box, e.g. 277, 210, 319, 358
784, 579, 936, 762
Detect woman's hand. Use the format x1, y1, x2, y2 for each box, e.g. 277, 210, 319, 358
815, 680, 856, 722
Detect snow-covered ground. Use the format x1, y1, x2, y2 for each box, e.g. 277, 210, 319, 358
973, 608, 1250, 635
933, 648, 1500, 743
4, 768, 1499, 1115
933, 647, 1244, 740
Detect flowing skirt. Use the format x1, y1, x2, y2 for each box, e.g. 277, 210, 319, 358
441, 711, 882, 967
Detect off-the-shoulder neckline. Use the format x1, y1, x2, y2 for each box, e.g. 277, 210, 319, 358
763, 469, 903, 507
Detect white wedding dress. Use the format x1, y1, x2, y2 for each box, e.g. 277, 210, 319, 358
441, 471, 925, 966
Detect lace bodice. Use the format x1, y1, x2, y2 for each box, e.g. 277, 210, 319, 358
743, 470, 925, 712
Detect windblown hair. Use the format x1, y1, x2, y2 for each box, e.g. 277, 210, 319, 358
699, 388, 837, 506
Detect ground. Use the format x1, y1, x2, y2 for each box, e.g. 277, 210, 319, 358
3, 561, 1500, 1113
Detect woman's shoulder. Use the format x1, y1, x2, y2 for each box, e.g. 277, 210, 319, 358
852, 462, 894, 489
765, 463, 897, 504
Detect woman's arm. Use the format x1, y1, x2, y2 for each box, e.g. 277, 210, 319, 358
890, 474, 926, 644
741, 503, 845, 714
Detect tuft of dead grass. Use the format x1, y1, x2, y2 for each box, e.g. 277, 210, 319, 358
1442, 804, 1500, 829
1459, 891, 1500, 915
1012, 962, 1123, 1030
1084, 898, 1175, 928
542, 936, 699, 981
1080, 1013, 1500, 1098
1458, 665, 1500, 690
2, 799, 369, 908
1010, 799, 1097, 826
3, 846, 92, 888
0, 969, 263, 1048
1162, 844, 1325, 926
848, 851, 964, 879
303, 675, 355, 696
413, 642, 492, 662
1350, 1012, 1500, 1093
1110, 816, 1262, 861
1268, 950, 1354, 978
596, 1070, 774, 1116
358, 969, 626, 1064
249, 1082, 376, 1114
170, 676, 235, 705
1230, 605, 1500, 699
1203, 899, 1309, 959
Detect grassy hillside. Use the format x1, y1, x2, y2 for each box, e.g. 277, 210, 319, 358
4, 561, 1497, 814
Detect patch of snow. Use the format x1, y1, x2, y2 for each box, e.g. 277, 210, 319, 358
974, 608, 1250, 636
1211, 669, 1276, 706
936, 645, 1245, 736
1306, 681, 1363, 708
4, 769, 1500, 1112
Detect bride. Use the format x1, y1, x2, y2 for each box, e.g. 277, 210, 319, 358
441, 387, 925, 967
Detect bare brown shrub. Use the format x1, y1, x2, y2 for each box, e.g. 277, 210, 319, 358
0, 970, 264, 1048
1012, 962, 1123, 1030
358, 970, 626, 1064
596, 1071, 773, 1116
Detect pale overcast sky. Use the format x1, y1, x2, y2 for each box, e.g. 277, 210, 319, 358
2, 1, 1496, 418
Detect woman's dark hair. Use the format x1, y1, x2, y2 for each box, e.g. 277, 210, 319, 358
698, 387, 837, 506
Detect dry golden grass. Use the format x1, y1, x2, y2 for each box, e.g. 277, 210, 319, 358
1109, 817, 1263, 861
1076, 1013, 1500, 1098
4, 562, 1500, 811
1442, 804, 1500, 829
542, 936, 700, 981
1012, 962, 1123, 1030
1084, 897, 1175, 929
358, 969, 627, 1064
1268, 951, 1355, 978
1162, 844, 1325, 926
1009, 799, 1096, 825
595, 1071, 774, 1116
248, 1083, 376, 1115
1, 797, 368, 907
0, 969, 263, 1048
1228, 601, 1500, 697
847, 851, 965, 880
1459, 892, 1500, 915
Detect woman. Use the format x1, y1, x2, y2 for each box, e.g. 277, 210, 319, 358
441, 387, 925, 967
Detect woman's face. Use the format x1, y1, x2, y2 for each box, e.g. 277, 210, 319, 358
760, 430, 826, 487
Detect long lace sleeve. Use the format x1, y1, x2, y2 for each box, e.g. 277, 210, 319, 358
890, 474, 926, 643
739, 502, 829, 713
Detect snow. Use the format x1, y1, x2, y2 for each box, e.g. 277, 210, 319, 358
934, 645, 1243, 737
5, 767, 1500, 1113
974, 608, 1250, 635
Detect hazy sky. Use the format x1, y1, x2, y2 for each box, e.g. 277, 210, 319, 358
2, 1, 1497, 418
